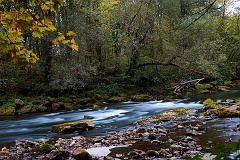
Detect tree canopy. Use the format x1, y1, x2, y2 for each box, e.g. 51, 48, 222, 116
0, 0, 240, 97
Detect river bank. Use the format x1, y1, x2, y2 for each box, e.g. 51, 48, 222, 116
1, 80, 239, 117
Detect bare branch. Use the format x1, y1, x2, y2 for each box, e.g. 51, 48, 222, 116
186, 0, 217, 28
173, 78, 205, 93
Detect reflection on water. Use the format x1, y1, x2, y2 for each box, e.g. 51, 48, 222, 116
0, 89, 239, 145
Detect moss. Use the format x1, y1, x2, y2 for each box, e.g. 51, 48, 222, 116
199, 90, 211, 94
51, 102, 64, 111
172, 93, 185, 99
35, 105, 47, 112
107, 96, 128, 103
134, 118, 147, 124
92, 104, 99, 111
32, 99, 45, 105
52, 120, 94, 133
39, 143, 55, 154
129, 151, 138, 157
131, 94, 151, 102
146, 150, 158, 157
46, 97, 57, 103
196, 83, 213, 90
63, 98, 73, 103
235, 99, 240, 105
171, 107, 193, 115
223, 81, 233, 87
218, 86, 229, 92
77, 98, 95, 105
162, 97, 173, 102
0, 105, 15, 116
203, 98, 217, 110
63, 103, 74, 111
237, 106, 240, 111
17, 105, 35, 114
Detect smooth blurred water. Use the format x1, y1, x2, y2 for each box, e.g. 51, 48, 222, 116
0, 89, 239, 145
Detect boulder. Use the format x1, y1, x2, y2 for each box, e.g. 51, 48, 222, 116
47, 149, 69, 160
17, 105, 35, 114
14, 99, 24, 109
52, 120, 94, 133
72, 147, 91, 160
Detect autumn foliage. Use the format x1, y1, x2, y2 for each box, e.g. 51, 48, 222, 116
0, 0, 78, 66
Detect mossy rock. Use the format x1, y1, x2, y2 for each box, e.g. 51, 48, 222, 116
63, 98, 73, 103
159, 107, 195, 116
199, 90, 211, 94
202, 98, 217, 110
51, 102, 64, 111
146, 150, 158, 157
171, 107, 195, 115
39, 143, 55, 154
162, 97, 173, 102
92, 104, 99, 111
217, 86, 229, 92
77, 98, 95, 105
217, 110, 240, 118
107, 96, 128, 103
131, 94, 151, 102
17, 105, 36, 114
52, 120, 94, 133
204, 104, 240, 118
237, 106, 240, 111
196, 83, 213, 90
32, 99, 52, 108
93, 94, 102, 100
46, 97, 57, 103
32, 99, 46, 105
172, 93, 185, 99
0, 105, 15, 116
235, 99, 240, 105
223, 81, 234, 88
63, 103, 74, 111
35, 105, 48, 112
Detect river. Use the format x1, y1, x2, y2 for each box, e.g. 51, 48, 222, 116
0, 89, 239, 146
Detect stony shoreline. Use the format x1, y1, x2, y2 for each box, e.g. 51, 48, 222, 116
0, 107, 239, 160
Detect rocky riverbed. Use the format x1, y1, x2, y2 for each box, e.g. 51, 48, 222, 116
0, 107, 239, 160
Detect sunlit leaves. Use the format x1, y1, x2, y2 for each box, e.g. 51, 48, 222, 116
52, 31, 78, 51
0, 0, 78, 66
66, 31, 76, 37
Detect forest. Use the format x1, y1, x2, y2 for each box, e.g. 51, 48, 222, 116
0, 0, 239, 99
0, 1, 240, 159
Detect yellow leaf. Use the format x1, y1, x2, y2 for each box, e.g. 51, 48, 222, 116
70, 39, 76, 44
52, 38, 58, 44
68, 44, 79, 51
57, 33, 65, 41
66, 31, 76, 36
62, 39, 70, 44
41, 4, 50, 11
33, 31, 43, 38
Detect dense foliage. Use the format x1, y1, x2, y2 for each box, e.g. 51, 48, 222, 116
0, 0, 240, 98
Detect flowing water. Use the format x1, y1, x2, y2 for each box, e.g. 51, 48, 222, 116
0, 89, 239, 146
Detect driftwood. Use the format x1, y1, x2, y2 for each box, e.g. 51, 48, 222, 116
173, 78, 205, 93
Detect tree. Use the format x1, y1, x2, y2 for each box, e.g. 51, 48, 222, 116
0, 0, 78, 66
